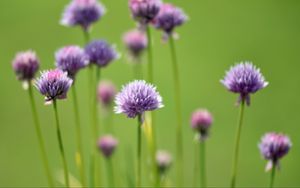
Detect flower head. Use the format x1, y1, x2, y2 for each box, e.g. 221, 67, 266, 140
97, 80, 116, 107
129, 0, 162, 24
221, 62, 268, 105
85, 40, 118, 67
12, 50, 39, 82
115, 80, 163, 118
123, 29, 147, 60
190, 109, 213, 141
153, 3, 187, 38
259, 132, 291, 171
35, 69, 73, 104
55, 45, 89, 79
61, 0, 105, 30
156, 150, 172, 174
98, 135, 118, 158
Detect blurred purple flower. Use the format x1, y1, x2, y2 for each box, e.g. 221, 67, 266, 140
61, 0, 105, 31
123, 29, 148, 60
35, 69, 73, 104
190, 109, 213, 141
97, 80, 116, 107
129, 0, 162, 25
156, 150, 172, 174
55, 45, 89, 79
221, 62, 268, 105
98, 135, 118, 158
85, 40, 119, 67
115, 80, 163, 118
259, 132, 291, 171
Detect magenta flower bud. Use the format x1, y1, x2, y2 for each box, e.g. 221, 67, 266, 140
12, 50, 39, 83
190, 109, 213, 141
156, 150, 172, 174
35, 69, 73, 104
123, 29, 148, 60
98, 135, 118, 158
129, 0, 162, 24
97, 80, 116, 107
259, 132, 292, 171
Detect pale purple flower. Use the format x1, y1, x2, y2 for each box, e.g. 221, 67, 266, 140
154, 3, 188, 38
35, 69, 73, 104
259, 132, 291, 171
98, 135, 118, 158
123, 29, 148, 59
221, 62, 268, 105
156, 150, 172, 174
190, 109, 213, 141
55, 45, 89, 79
85, 40, 118, 67
12, 50, 39, 82
115, 80, 163, 118
97, 80, 116, 107
61, 0, 105, 31
129, 0, 162, 24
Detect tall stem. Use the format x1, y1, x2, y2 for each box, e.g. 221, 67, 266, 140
106, 158, 115, 187
200, 142, 206, 188
71, 85, 86, 186
137, 114, 142, 187
169, 36, 183, 186
269, 165, 276, 188
230, 100, 245, 188
28, 84, 54, 187
146, 25, 153, 83
53, 100, 70, 187
83, 29, 90, 45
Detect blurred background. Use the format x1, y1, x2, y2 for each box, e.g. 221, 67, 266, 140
1, 0, 300, 187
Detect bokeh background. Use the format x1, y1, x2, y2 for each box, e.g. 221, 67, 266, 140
1, 0, 300, 187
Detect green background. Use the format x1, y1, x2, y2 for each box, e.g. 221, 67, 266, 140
0, 0, 299, 187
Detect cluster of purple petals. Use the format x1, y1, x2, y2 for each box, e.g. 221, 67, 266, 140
129, 0, 162, 24
114, 80, 163, 118
190, 109, 213, 141
221, 62, 268, 105
97, 80, 116, 107
156, 150, 172, 174
85, 40, 118, 67
12, 51, 40, 81
98, 135, 118, 158
61, 0, 105, 30
35, 69, 73, 103
55, 45, 89, 78
123, 30, 148, 58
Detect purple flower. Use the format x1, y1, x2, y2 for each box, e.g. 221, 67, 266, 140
35, 69, 73, 104
221, 62, 268, 105
12, 50, 39, 82
85, 40, 118, 67
123, 29, 148, 59
115, 80, 163, 118
156, 150, 172, 174
61, 0, 105, 31
55, 45, 89, 79
190, 109, 213, 141
97, 80, 116, 107
259, 132, 292, 171
98, 135, 118, 158
153, 3, 187, 38
129, 0, 162, 24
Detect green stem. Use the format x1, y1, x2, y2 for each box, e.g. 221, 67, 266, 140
71, 85, 86, 186
269, 165, 276, 188
53, 100, 70, 187
83, 29, 90, 45
169, 35, 183, 186
137, 114, 142, 187
200, 142, 206, 188
194, 141, 199, 187
146, 25, 153, 83
230, 100, 245, 188
28, 84, 54, 187
134, 61, 143, 79
106, 158, 115, 187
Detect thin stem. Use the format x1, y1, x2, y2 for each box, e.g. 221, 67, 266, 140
83, 29, 90, 45
194, 141, 199, 187
71, 85, 86, 186
146, 25, 153, 83
137, 114, 142, 187
269, 165, 276, 188
133, 62, 143, 79
53, 100, 70, 187
106, 158, 115, 187
230, 100, 245, 188
200, 142, 206, 188
28, 84, 54, 187
169, 35, 183, 186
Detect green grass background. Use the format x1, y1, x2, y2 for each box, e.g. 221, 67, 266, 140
1, 0, 300, 187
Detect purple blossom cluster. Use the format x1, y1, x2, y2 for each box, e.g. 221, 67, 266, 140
98, 135, 118, 158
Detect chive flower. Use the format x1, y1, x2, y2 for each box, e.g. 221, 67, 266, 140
129, 0, 162, 25
156, 150, 172, 174
221, 62, 268, 105
123, 29, 148, 60
98, 135, 118, 158
35, 69, 73, 104
61, 0, 105, 31
114, 80, 163, 118
97, 80, 116, 107
190, 109, 213, 141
